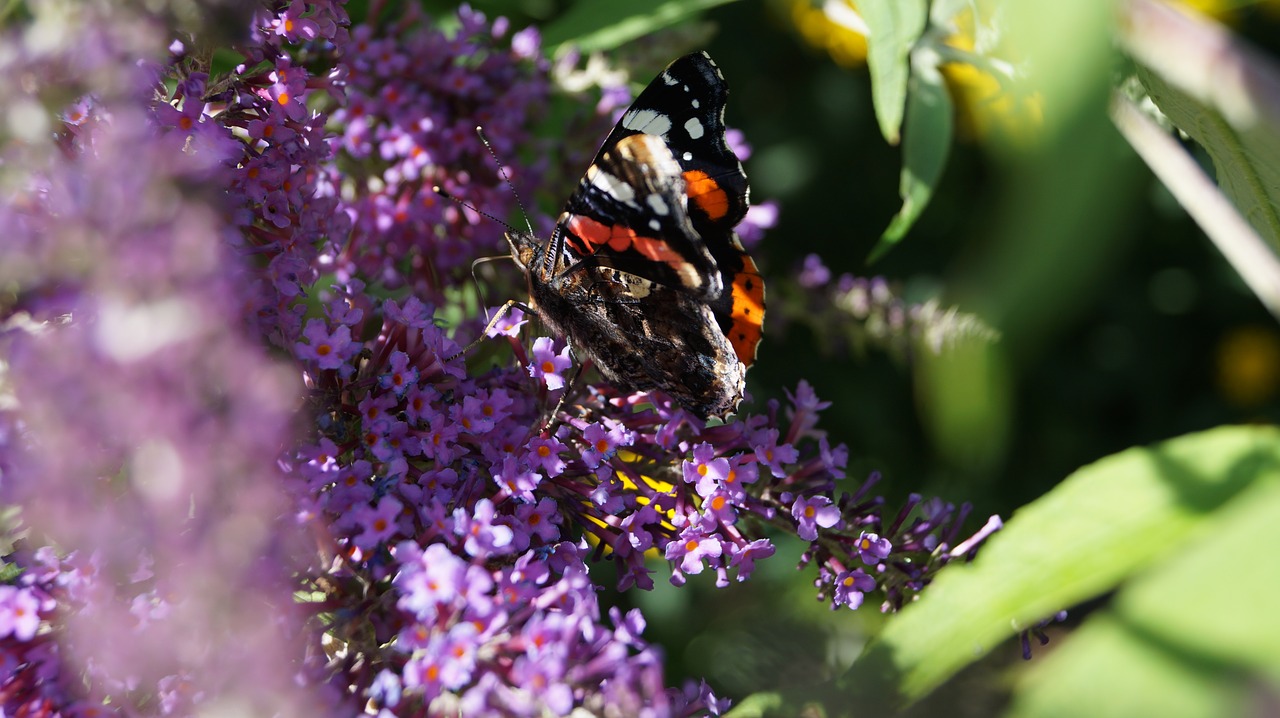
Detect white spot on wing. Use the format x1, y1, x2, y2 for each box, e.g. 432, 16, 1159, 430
622, 109, 672, 138
649, 219, 660, 231
684, 117, 705, 139
682, 151, 692, 161
692, 99, 700, 109
587, 164, 635, 203
646, 194, 670, 216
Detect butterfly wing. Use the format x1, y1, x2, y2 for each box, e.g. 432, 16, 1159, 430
550, 52, 752, 301
597, 51, 750, 238
556, 133, 722, 298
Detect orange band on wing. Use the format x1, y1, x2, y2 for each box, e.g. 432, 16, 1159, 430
566, 214, 686, 266
728, 255, 765, 365
683, 170, 729, 221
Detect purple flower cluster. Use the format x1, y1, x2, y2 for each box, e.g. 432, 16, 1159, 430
0, 2, 338, 713
329, 1, 550, 302
0, 1, 1001, 715
285, 277, 992, 709
784, 258, 999, 357
160, 1, 351, 349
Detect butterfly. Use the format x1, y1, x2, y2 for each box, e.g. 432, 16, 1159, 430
505, 51, 765, 421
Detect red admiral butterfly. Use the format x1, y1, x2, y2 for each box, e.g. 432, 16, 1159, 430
509, 51, 765, 420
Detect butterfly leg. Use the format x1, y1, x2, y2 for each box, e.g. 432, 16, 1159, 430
538, 355, 592, 436
446, 299, 535, 362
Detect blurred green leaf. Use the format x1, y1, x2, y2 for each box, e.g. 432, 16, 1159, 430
1118, 474, 1280, 679
869, 50, 953, 261
722, 691, 785, 717
1009, 471, 1280, 718
841, 425, 1280, 708
928, 0, 971, 25
1009, 612, 1246, 718
913, 335, 1010, 475
541, 0, 738, 54
859, 0, 927, 145
1139, 66, 1280, 252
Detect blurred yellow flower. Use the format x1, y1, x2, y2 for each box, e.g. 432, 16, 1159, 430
789, 0, 868, 67
788, 0, 1043, 145
938, 8, 1043, 146
1177, 0, 1280, 18
582, 450, 678, 558
1216, 325, 1280, 407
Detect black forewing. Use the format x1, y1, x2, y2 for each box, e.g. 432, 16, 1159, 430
592, 51, 750, 237
557, 134, 721, 298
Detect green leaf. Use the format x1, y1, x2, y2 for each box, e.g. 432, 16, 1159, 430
1139, 66, 1280, 252
722, 691, 785, 717
1120, 480, 1280, 677
841, 425, 1280, 709
1009, 612, 1247, 718
1009, 470, 1280, 718
929, 0, 973, 26
868, 50, 953, 262
541, 0, 739, 54
859, 0, 928, 145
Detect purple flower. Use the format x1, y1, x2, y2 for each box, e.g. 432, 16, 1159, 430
514, 497, 562, 545
665, 529, 723, 576
493, 455, 542, 502
486, 305, 528, 338
856, 532, 893, 565
527, 435, 568, 476
456, 499, 516, 557
738, 200, 779, 249
527, 336, 573, 390
833, 569, 876, 610
511, 26, 541, 59
395, 542, 466, 621
580, 420, 632, 469
511, 653, 573, 713
729, 539, 776, 582
295, 318, 354, 370
798, 253, 832, 288
352, 495, 404, 551
791, 495, 842, 541
683, 442, 731, 497
378, 350, 419, 396
438, 622, 480, 689
368, 670, 402, 709
752, 428, 801, 478
402, 650, 446, 702
722, 454, 760, 499
0, 587, 42, 641
702, 489, 738, 524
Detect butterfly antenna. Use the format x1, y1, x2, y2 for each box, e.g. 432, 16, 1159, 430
432, 184, 521, 235
475, 126, 536, 236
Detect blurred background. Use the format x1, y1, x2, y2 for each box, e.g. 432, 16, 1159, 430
407, 0, 1280, 711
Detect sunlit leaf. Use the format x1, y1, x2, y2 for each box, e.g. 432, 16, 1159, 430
841, 425, 1280, 708
1139, 67, 1280, 252
869, 50, 952, 261
859, 0, 928, 145
1009, 476, 1280, 718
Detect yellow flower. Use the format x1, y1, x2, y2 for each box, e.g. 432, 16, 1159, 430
1216, 325, 1280, 408
788, 0, 1042, 145
790, 0, 869, 68
938, 7, 1043, 146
